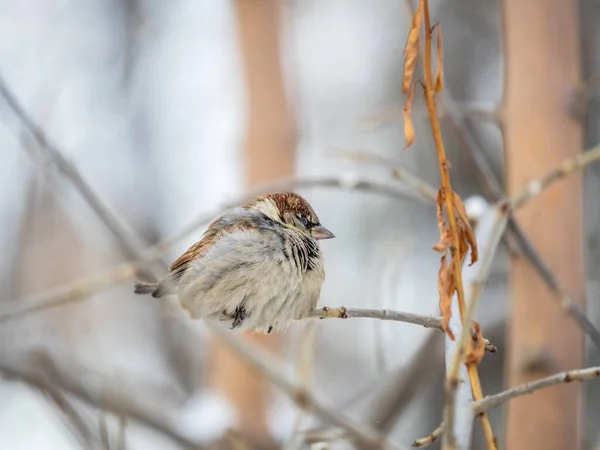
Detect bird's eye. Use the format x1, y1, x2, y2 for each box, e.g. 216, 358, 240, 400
297, 215, 310, 228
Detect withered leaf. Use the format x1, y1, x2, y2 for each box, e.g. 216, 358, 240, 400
464, 321, 486, 365
433, 188, 451, 252
438, 255, 455, 340
402, 0, 424, 93
433, 24, 444, 92
403, 82, 416, 149
452, 191, 479, 265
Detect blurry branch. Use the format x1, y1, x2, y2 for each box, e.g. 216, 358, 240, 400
473, 366, 600, 413
511, 143, 600, 209
412, 423, 444, 448
447, 102, 502, 124
340, 145, 600, 350
334, 150, 438, 203
0, 263, 137, 322
360, 101, 502, 130
442, 205, 506, 450
572, 73, 600, 117
99, 414, 110, 450
203, 321, 408, 450
284, 323, 318, 450
368, 330, 442, 433
118, 415, 127, 450
507, 143, 600, 349
0, 266, 496, 352
397, 0, 597, 359
42, 384, 100, 450
0, 348, 201, 449
413, 366, 600, 448
0, 75, 165, 278
405, 1, 496, 448
158, 174, 432, 253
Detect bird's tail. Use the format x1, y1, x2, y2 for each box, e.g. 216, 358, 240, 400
134, 280, 159, 295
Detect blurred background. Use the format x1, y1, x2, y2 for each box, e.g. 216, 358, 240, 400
0, 0, 598, 449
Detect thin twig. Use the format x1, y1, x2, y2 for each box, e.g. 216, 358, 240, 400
416, 365, 600, 448
473, 366, 600, 414
397, 0, 597, 356
284, 322, 318, 450
337, 146, 600, 350
118, 415, 127, 450
443, 206, 505, 449
42, 385, 100, 450
412, 422, 444, 448
203, 320, 408, 450
418, 2, 496, 448
0, 75, 165, 278
369, 330, 442, 433
0, 349, 201, 449
333, 150, 438, 204
313, 307, 441, 329
511, 143, 600, 209
0, 263, 138, 322
441, 206, 504, 450
359, 101, 502, 131
156, 174, 430, 254
99, 414, 110, 450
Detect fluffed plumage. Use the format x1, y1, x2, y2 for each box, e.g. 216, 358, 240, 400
134, 192, 334, 333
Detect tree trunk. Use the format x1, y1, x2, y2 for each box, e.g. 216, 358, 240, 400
208, 0, 296, 444
502, 1, 585, 448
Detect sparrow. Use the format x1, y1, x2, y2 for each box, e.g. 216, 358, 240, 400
134, 192, 335, 333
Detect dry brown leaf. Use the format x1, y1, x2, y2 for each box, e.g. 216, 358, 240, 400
433, 24, 444, 92
438, 255, 455, 340
402, 0, 424, 93
403, 82, 416, 149
465, 321, 486, 365
452, 191, 479, 265
433, 188, 452, 251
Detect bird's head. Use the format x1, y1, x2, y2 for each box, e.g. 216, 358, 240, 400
247, 192, 335, 240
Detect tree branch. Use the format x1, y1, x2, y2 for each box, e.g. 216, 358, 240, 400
473, 366, 600, 414
0, 348, 200, 448
442, 205, 505, 450
511, 143, 600, 209
202, 320, 409, 450
0, 263, 138, 322
0, 75, 166, 279
413, 366, 600, 448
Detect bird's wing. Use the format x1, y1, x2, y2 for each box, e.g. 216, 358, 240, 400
168, 216, 224, 282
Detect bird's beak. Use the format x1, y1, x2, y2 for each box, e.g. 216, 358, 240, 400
311, 224, 335, 240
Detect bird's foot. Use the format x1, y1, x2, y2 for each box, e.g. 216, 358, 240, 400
230, 305, 247, 329
267, 325, 273, 334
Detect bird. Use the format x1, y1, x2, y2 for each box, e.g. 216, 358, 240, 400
134, 192, 335, 334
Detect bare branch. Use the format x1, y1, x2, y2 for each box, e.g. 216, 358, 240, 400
156, 174, 430, 255
0, 263, 138, 322
313, 306, 442, 329
203, 320, 408, 450
506, 220, 600, 349
338, 146, 600, 351
0, 348, 201, 448
417, 365, 600, 448
333, 150, 438, 204
473, 366, 600, 414
369, 330, 442, 433
42, 385, 100, 450
0, 75, 165, 278
442, 205, 505, 449
511, 143, 600, 209
412, 422, 444, 448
